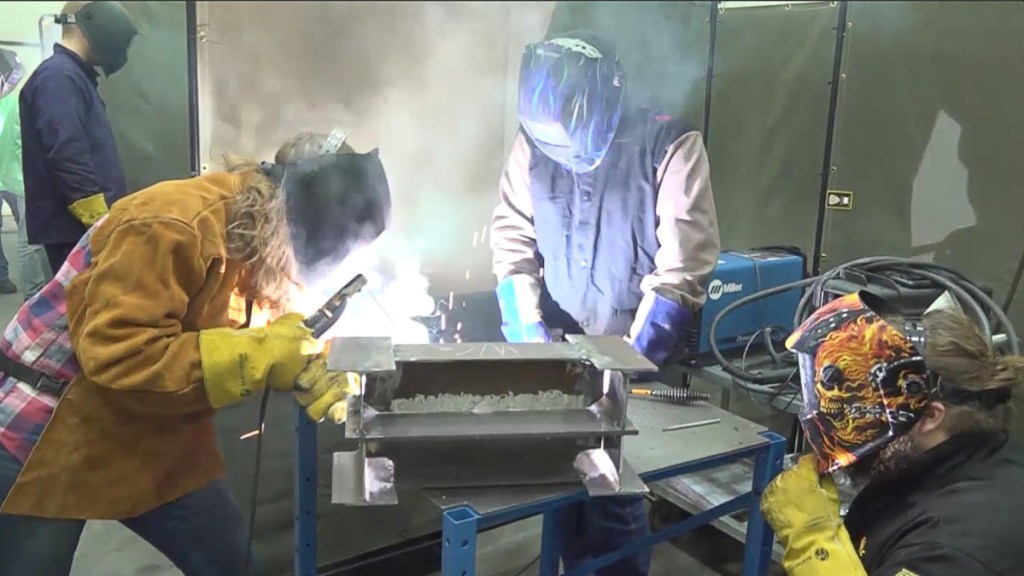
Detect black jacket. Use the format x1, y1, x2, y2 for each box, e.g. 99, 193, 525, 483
844, 431, 1024, 576
19, 44, 127, 245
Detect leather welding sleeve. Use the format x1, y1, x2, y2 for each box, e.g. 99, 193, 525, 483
27, 72, 108, 224
71, 217, 317, 415
761, 455, 868, 576
490, 133, 550, 342
628, 131, 720, 362
69, 218, 216, 416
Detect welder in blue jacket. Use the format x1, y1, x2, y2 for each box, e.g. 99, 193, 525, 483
489, 32, 721, 575
19, 1, 137, 273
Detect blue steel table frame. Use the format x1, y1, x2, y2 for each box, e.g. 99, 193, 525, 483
293, 399, 785, 576
439, 431, 785, 576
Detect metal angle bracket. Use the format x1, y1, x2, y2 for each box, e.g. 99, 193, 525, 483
331, 448, 399, 506
574, 450, 649, 497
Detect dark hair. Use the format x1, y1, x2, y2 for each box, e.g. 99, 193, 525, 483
923, 309, 1024, 434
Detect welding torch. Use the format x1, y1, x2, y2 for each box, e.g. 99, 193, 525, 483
304, 274, 368, 339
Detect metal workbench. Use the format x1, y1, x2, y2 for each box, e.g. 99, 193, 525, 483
292, 394, 785, 576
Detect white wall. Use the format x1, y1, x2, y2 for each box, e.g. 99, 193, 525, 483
0, 1, 64, 71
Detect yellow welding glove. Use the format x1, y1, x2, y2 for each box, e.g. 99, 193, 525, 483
68, 193, 109, 227
761, 454, 867, 576
199, 313, 319, 409
294, 356, 361, 423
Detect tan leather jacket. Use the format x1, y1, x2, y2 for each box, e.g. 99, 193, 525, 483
1, 171, 267, 519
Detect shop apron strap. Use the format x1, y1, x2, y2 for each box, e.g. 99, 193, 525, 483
0, 353, 69, 396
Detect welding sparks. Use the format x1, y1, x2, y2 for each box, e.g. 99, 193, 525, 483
465, 269, 470, 280
448, 291, 454, 310
240, 429, 261, 440
472, 231, 479, 247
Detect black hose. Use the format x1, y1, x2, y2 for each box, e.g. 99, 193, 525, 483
707, 257, 1021, 394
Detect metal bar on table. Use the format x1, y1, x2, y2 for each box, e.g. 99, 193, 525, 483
539, 510, 566, 576
294, 402, 318, 576
742, 431, 787, 576
441, 506, 481, 576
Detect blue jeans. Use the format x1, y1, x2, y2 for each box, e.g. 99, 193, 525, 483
15, 196, 52, 300
560, 496, 652, 576
0, 445, 249, 576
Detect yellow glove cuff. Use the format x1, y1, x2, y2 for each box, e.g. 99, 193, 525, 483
781, 523, 868, 576
199, 327, 259, 409
69, 193, 109, 227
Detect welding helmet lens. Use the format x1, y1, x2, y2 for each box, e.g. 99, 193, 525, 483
0, 49, 24, 99
280, 150, 391, 289
785, 292, 934, 473
73, 1, 138, 76
518, 33, 625, 174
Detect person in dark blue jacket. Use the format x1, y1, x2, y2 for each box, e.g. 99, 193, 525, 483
490, 32, 721, 575
19, 1, 137, 273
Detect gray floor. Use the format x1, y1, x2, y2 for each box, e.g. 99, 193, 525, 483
0, 219, 780, 576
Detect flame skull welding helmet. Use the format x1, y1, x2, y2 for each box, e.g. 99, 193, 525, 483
262, 136, 391, 288
518, 31, 625, 174
0, 48, 25, 99
785, 291, 937, 474
60, 1, 138, 77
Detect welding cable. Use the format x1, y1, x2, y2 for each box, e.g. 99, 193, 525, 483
708, 257, 1020, 392
243, 385, 273, 576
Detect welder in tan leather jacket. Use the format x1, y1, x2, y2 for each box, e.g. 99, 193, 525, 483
0, 130, 390, 576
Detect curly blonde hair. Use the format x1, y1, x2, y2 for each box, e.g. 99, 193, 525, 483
222, 156, 296, 308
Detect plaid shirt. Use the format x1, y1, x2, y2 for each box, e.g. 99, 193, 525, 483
0, 222, 100, 463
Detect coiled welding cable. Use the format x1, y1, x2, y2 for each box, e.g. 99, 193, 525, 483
708, 257, 1019, 389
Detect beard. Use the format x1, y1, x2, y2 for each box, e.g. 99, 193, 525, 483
846, 432, 923, 489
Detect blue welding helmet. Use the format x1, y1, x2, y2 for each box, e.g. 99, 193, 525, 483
518, 32, 625, 174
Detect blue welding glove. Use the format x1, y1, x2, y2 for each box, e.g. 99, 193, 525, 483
496, 274, 552, 343
628, 291, 692, 367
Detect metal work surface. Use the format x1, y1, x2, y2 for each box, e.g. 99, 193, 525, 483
422, 395, 769, 514
361, 410, 639, 441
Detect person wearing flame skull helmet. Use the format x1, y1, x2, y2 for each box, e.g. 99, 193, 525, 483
762, 291, 1024, 576
0, 130, 389, 576
18, 1, 137, 274
490, 31, 720, 576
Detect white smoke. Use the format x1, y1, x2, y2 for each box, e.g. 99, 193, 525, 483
302, 232, 436, 344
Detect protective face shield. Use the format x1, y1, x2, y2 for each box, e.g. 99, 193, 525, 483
62, 1, 138, 76
785, 292, 935, 474
262, 146, 392, 290
518, 32, 625, 174
0, 49, 25, 99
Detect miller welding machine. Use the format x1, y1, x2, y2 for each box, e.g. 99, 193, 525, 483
681, 248, 805, 365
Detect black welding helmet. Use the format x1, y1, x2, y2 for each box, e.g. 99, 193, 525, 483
62, 1, 138, 76
518, 31, 625, 174
0, 48, 25, 99
261, 135, 392, 288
